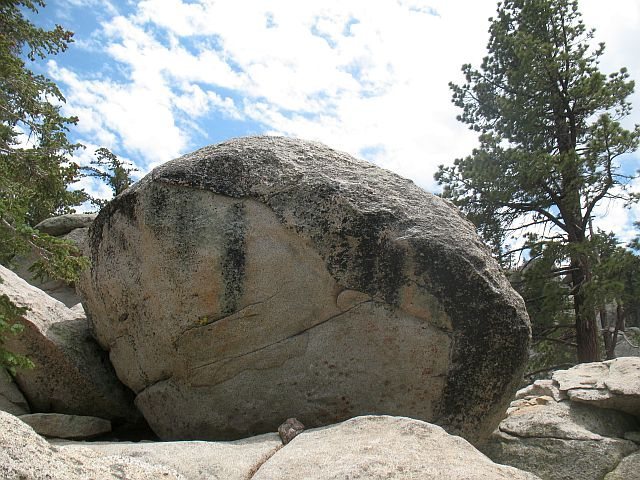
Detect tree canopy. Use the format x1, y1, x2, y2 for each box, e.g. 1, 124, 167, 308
0, 0, 88, 371
436, 0, 639, 363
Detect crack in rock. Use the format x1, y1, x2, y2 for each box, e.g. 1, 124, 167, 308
190, 299, 373, 374
246, 444, 284, 480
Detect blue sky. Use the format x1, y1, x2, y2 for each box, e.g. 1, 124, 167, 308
33, 0, 640, 242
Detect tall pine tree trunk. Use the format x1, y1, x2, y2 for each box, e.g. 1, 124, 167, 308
563, 181, 600, 363
600, 307, 615, 358
571, 255, 600, 362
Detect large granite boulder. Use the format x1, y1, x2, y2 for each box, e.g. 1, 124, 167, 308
79, 136, 531, 442
0, 265, 140, 424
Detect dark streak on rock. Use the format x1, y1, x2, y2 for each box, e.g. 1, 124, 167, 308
89, 187, 138, 261
221, 202, 246, 315
346, 211, 405, 305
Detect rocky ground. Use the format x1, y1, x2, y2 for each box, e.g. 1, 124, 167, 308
2, 412, 541, 479
482, 358, 640, 480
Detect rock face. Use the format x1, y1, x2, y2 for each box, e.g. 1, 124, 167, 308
0, 411, 183, 480
497, 400, 637, 441
604, 451, 640, 480
79, 136, 531, 442
0, 265, 140, 424
485, 432, 636, 480
58, 433, 283, 480
514, 379, 566, 403
553, 358, 640, 416
20, 413, 112, 440
252, 416, 541, 479
482, 361, 640, 480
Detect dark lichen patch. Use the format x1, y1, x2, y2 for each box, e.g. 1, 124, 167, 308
198, 154, 251, 197
172, 203, 201, 264
89, 187, 138, 259
156, 153, 254, 198
266, 183, 407, 306
410, 236, 530, 439
220, 201, 247, 315
325, 209, 406, 306
140, 184, 203, 272
350, 212, 405, 305
147, 182, 170, 218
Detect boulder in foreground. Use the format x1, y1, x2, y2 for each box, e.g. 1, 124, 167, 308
57, 432, 282, 480
253, 415, 541, 479
54, 416, 539, 480
0, 411, 182, 480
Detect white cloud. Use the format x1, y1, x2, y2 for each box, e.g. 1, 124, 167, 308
51, 0, 639, 232
592, 199, 638, 245
580, 0, 640, 134
49, 61, 187, 169
51, 0, 118, 24
51, 0, 498, 181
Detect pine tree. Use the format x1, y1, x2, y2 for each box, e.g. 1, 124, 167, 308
83, 147, 138, 208
436, 0, 639, 362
